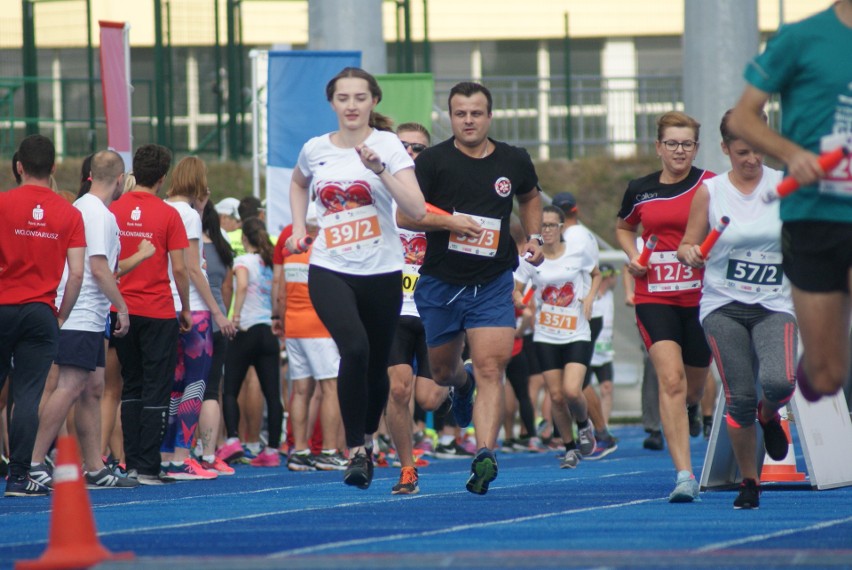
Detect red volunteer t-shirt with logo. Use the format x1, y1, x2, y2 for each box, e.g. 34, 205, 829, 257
0, 185, 86, 310
110, 191, 189, 319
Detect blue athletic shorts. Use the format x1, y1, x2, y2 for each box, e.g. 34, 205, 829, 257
55, 329, 106, 371
414, 269, 515, 347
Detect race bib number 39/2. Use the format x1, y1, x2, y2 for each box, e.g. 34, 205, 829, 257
725, 249, 783, 293
647, 251, 701, 293
448, 213, 501, 257
323, 205, 382, 255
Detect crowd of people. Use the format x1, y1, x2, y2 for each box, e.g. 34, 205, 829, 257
0, 1, 849, 509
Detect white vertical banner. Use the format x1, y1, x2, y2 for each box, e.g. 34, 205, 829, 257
99, 21, 132, 170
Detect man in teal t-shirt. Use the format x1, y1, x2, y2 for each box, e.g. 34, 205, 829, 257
731, 1, 852, 401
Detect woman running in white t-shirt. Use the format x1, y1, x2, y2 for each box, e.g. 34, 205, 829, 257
678, 110, 797, 510
286, 67, 426, 490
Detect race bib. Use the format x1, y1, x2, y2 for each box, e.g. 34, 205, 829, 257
818, 134, 852, 197
448, 213, 501, 257
323, 205, 382, 255
538, 304, 579, 337
402, 264, 420, 301
647, 251, 700, 293
725, 249, 783, 293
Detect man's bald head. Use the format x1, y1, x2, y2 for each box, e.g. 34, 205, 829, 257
90, 150, 125, 184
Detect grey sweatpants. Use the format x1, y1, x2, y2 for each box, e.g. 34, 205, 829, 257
702, 302, 797, 427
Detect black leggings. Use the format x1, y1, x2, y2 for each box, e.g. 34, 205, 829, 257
204, 331, 227, 401
309, 265, 402, 448
583, 316, 604, 389
222, 324, 282, 448
505, 349, 537, 437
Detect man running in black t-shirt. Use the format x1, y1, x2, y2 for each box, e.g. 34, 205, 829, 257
397, 81, 543, 495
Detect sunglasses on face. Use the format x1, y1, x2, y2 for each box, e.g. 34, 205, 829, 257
401, 141, 427, 153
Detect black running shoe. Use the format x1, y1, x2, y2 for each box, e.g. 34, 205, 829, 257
28, 463, 54, 489
451, 361, 476, 428
287, 451, 318, 472
5, 475, 50, 497
758, 401, 789, 461
391, 466, 419, 495
343, 451, 374, 490
465, 448, 498, 495
85, 467, 139, 489
643, 430, 664, 451
434, 440, 474, 459
733, 478, 760, 509
687, 404, 701, 437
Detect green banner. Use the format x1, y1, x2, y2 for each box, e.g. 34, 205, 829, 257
375, 73, 434, 131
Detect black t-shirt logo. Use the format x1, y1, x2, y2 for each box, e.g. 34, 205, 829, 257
494, 177, 512, 197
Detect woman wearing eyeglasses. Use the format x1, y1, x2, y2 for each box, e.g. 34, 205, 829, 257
514, 205, 601, 470
615, 111, 715, 503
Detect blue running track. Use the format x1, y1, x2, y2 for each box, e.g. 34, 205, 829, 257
2, 426, 851, 569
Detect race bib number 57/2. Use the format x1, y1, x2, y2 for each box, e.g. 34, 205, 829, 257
725, 249, 783, 293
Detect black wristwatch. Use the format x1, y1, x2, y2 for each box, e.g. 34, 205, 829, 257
528, 234, 543, 246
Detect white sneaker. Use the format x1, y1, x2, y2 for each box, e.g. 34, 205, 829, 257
560, 449, 581, 469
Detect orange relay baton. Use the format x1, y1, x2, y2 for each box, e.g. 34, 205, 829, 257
767, 146, 848, 201
699, 216, 730, 258
636, 235, 658, 267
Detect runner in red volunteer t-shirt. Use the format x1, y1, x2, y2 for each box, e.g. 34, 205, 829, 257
0, 134, 86, 496
108, 143, 191, 484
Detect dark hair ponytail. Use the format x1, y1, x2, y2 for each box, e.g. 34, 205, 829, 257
202, 200, 234, 268
241, 217, 274, 268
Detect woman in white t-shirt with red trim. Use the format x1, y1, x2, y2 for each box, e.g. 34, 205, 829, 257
286, 67, 426, 490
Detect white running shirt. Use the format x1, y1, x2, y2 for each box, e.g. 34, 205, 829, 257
296, 130, 414, 276
699, 166, 794, 322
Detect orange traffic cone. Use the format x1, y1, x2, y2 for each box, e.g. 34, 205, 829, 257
16, 436, 134, 570
760, 415, 807, 483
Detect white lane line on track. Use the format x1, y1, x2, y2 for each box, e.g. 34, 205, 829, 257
267, 497, 662, 558
695, 514, 852, 552
0, 481, 664, 550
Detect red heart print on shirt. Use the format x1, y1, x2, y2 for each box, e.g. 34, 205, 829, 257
401, 235, 427, 265
541, 282, 574, 307
317, 180, 374, 214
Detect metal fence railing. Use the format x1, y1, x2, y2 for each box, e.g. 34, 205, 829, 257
0, 73, 684, 161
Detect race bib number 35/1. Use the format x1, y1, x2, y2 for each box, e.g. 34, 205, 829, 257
725, 249, 783, 293
323, 205, 382, 255
448, 213, 501, 257
647, 251, 701, 293
537, 304, 579, 337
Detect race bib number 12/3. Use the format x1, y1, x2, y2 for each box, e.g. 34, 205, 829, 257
647, 251, 701, 292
